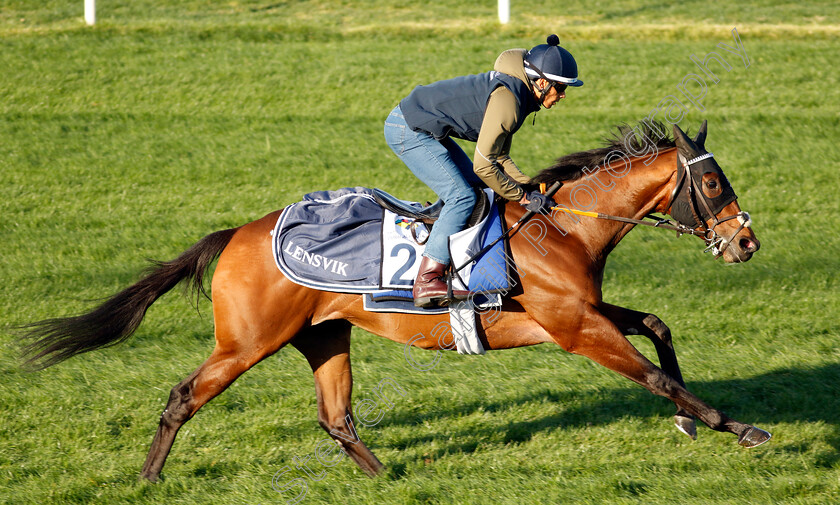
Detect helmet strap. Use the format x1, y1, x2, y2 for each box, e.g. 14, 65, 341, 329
533, 80, 553, 109
524, 60, 553, 109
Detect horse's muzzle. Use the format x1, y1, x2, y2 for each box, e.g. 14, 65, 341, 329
722, 234, 760, 263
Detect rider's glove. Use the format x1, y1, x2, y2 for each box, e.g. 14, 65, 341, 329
524, 190, 554, 215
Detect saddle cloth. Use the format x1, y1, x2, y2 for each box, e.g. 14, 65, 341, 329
270, 187, 515, 355
271, 187, 512, 295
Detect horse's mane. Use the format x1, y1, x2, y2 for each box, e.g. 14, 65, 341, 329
529, 120, 676, 185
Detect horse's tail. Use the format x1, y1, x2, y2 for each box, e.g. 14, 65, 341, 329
20, 227, 239, 370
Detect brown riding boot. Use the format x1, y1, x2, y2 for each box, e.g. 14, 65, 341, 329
412, 256, 472, 308
413, 256, 448, 308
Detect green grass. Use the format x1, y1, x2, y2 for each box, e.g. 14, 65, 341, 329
1, 1, 839, 504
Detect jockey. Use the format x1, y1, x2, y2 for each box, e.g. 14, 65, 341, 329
384, 35, 583, 308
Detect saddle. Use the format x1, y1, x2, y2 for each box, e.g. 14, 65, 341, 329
371, 188, 490, 228
272, 186, 512, 318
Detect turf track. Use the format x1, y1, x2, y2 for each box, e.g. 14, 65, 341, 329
1, 2, 838, 504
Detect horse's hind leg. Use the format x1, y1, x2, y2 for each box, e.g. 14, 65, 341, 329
292, 320, 384, 476
598, 303, 697, 440
139, 305, 310, 482
139, 347, 256, 481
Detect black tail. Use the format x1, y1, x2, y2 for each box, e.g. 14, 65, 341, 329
19, 228, 239, 370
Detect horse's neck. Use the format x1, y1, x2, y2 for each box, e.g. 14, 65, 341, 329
547, 148, 679, 261
597, 146, 678, 233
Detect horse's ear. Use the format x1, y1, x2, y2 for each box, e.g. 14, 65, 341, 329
693, 119, 708, 148
672, 123, 698, 158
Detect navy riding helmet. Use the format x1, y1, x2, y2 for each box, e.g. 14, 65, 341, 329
524, 34, 583, 88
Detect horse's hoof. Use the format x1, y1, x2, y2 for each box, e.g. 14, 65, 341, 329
138, 472, 159, 483
674, 414, 697, 440
738, 426, 772, 448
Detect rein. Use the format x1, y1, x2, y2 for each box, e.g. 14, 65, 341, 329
549, 153, 752, 258
549, 207, 706, 238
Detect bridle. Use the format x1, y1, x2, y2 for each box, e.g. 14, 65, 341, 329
545, 150, 753, 258
456, 151, 754, 276
664, 152, 752, 257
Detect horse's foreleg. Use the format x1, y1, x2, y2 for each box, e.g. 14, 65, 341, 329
549, 306, 770, 447
292, 320, 384, 477
597, 302, 696, 440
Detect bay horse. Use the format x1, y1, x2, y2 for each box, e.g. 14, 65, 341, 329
20, 121, 769, 482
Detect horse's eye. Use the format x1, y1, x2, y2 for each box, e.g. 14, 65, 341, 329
707, 180, 718, 190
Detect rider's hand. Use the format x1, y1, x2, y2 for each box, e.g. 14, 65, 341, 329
521, 190, 554, 214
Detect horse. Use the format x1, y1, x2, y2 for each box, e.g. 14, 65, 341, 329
20, 120, 769, 483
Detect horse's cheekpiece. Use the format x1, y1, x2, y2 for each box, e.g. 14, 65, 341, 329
666, 121, 753, 258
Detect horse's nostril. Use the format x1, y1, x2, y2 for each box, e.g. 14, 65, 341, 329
739, 237, 759, 253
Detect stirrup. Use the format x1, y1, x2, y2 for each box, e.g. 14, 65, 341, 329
414, 292, 449, 309
445, 270, 472, 302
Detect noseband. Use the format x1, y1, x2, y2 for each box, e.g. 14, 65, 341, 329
665, 152, 752, 257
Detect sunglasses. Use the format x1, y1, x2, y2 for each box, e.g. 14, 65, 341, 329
551, 82, 568, 93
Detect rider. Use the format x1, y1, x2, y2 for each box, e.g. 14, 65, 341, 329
384, 35, 583, 308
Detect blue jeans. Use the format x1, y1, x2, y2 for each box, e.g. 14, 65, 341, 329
384, 105, 481, 265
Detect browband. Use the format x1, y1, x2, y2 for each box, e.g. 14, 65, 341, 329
685, 152, 714, 166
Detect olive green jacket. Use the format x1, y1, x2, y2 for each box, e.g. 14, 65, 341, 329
473, 49, 536, 201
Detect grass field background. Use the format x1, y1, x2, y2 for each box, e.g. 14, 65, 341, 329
1, 1, 838, 504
